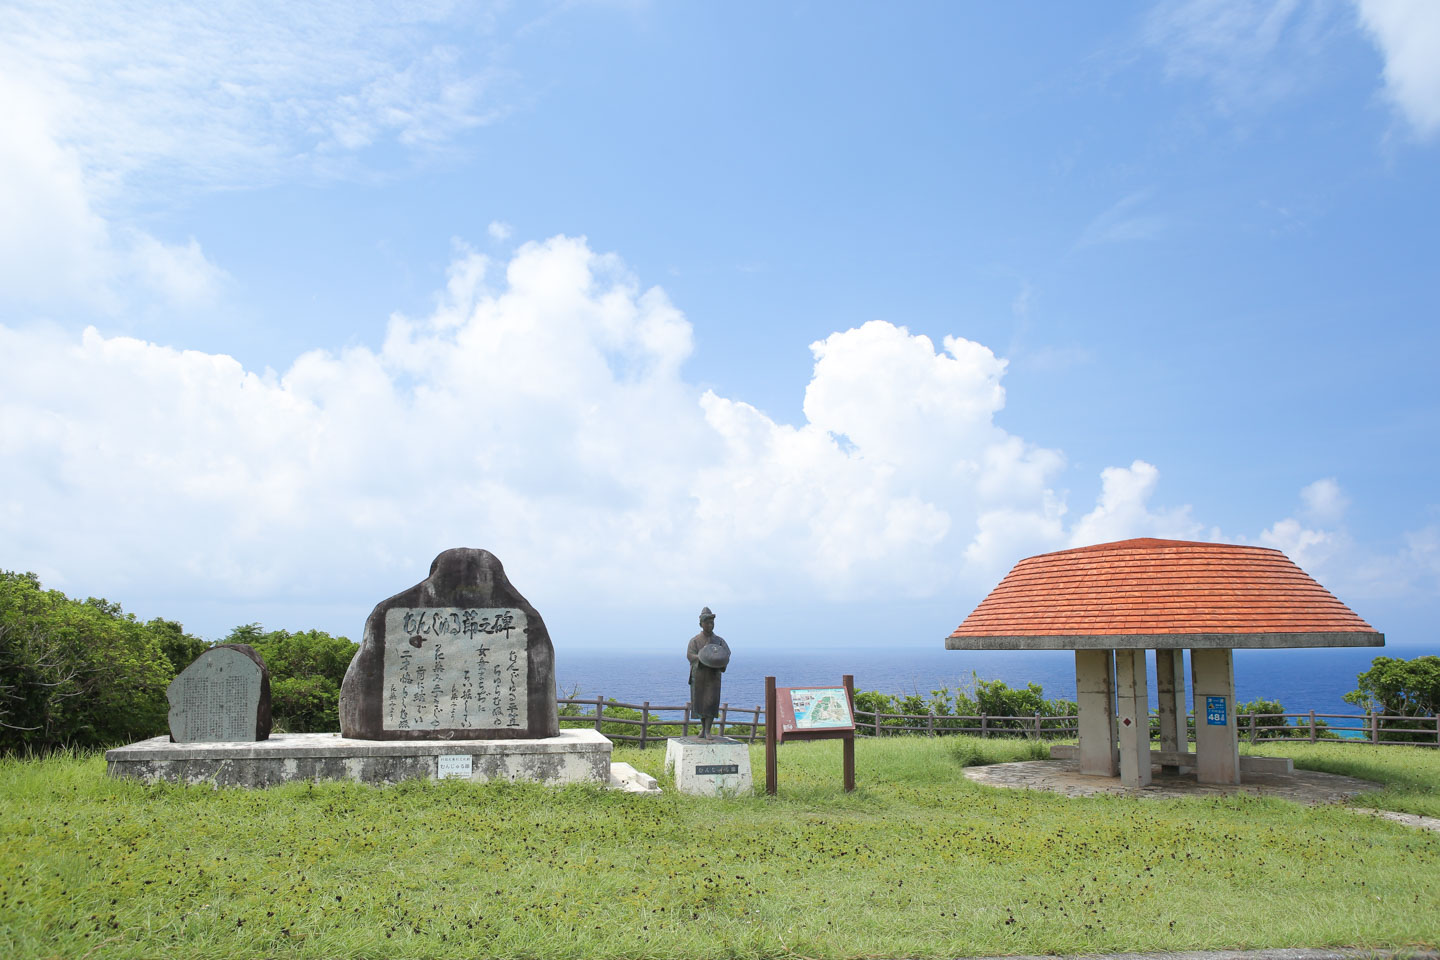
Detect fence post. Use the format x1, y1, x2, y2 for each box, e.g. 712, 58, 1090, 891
981, 714, 989, 738
1033, 711, 1041, 740
752, 705, 761, 743
1309, 710, 1317, 744
1370, 711, 1378, 744
640, 701, 649, 748
1248, 713, 1257, 744
875, 711, 882, 737
1436, 714, 1439, 748
719, 703, 728, 737
927, 712, 935, 737
594, 695, 604, 732
682, 703, 691, 738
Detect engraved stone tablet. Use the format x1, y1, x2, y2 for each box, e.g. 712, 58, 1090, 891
381, 607, 528, 732
167, 644, 271, 743
339, 548, 559, 740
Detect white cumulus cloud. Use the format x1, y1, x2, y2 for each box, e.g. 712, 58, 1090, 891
1069, 460, 1205, 547
1355, 0, 1440, 139
3, 235, 1208, 635
5, 236, 1432, 641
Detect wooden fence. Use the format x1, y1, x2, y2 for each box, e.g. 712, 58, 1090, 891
557, 696, 1440, 749
557, 696, 764, 748
1239, 711, 1440, 746
855, 711, 1079, 739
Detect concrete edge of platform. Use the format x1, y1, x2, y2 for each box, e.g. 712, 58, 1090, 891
105, 729, 614, 788
104, 728, 610, 761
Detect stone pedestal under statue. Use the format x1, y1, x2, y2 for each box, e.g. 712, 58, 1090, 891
665, 736, 752, 797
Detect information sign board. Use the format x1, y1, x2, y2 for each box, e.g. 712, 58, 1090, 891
765, 676, 857, 796
775, 686, 855, 741
1205, 696, 1228, 726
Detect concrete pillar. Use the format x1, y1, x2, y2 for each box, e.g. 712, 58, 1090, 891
1191, 648, 1240, 785
1075, 649, 1118, 777
1156, 648, 1188, 773
1115, 649, 1151, 788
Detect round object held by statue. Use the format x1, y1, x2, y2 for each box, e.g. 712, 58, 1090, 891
698, 642, 730, 669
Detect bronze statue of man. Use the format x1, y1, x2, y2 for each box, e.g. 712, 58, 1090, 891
686, 607, 731, 739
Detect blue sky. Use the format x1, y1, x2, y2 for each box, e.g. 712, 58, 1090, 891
1, 1, 1436, 654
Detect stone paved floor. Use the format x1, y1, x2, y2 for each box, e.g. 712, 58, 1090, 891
963, 758, 1379, 805
965, 951, 1439, 960
964, 759, 1440, 837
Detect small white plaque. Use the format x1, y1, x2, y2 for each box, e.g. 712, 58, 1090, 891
437, 755, 472, 779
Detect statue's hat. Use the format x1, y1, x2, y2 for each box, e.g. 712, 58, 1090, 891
699, 606, 715, 619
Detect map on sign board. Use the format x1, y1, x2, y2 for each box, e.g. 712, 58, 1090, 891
788, 688, 853, 730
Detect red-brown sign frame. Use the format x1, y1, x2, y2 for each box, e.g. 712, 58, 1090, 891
765, 675, 856, 795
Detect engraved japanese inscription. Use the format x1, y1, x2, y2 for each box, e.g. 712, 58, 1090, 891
167, 643, 271, 743
179, 676, 252, 740
381, 607, 528, 732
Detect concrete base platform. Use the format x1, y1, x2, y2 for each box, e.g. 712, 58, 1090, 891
105, 729, 612, 788
963, 758, 1380, 805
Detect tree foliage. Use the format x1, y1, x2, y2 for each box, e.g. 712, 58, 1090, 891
1344, 655, 1440, 717
223, 624, 357, 732
0, 571, 178, 752
1343, 655, 1440, 743
146, 617, 209, 676
854, 675, 1077, 735
0, 571, 362, 750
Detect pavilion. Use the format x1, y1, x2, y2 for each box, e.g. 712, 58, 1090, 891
946, 538, 1383, 787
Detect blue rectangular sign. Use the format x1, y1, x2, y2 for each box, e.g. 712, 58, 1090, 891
1205, 696, 1228, 726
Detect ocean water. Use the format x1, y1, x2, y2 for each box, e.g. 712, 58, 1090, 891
554, 645, 1431, 721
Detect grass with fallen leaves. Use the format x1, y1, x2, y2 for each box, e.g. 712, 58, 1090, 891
1, 736, 1435, 959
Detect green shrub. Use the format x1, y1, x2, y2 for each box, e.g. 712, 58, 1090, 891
855, 675, 1076, 737
268, 675, 338, 732
1236, 698, 1294, 740
0, 571, 175, 752
223, 625, 356, 732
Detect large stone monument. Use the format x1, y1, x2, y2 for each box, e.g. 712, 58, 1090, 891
106, 549, 624, 789
340, 548, 560, 740
167, 643, 271, 743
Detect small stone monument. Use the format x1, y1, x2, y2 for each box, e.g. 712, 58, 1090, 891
167, 644, 271, 743
339, 548, 560, 740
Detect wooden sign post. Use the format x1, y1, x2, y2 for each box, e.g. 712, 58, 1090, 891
764, 674, 856, 795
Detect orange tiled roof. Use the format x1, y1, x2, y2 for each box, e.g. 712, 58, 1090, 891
946, 538, 1382, 650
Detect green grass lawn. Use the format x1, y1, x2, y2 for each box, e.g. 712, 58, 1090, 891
1, 737, 1436, 960
1240, 739, 1440, 819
